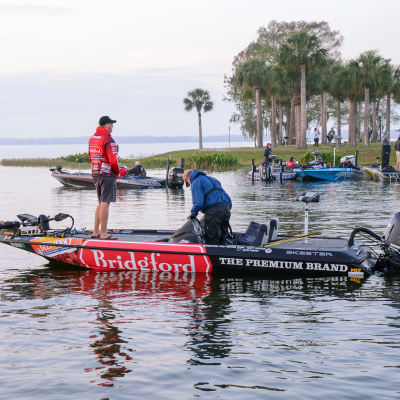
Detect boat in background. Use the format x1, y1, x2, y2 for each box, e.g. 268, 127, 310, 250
247, 156, 297, 181
294, 166, 364, 181
362, 157, 400, 182
50, 158, 185, 189
294, 151, 363, 181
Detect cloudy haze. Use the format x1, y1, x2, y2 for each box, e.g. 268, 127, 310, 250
0, 0, 399, 139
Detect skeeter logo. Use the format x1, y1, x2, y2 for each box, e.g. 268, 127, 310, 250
79, 240, 212, 272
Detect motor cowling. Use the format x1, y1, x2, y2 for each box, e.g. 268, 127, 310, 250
383, 213, 400, 245
168, 167, 184, 188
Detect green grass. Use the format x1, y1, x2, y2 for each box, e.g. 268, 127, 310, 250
1, 142, 394, 169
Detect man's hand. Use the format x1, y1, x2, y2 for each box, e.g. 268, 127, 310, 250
187, 214, 196, 220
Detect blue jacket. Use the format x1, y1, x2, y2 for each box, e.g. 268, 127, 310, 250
189, 169, 232, 217
264, 147, 273, 159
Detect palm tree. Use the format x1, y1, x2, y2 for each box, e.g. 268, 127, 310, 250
350, 51, 388, 146
329, 62, 346, 140
278, 30, 327, 149
235, 59, 270, 148
183, 89, 214, 149
379, 65, 400, 140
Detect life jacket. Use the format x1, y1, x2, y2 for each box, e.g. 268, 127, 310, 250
88, 127, 120, 177
286, 160, 295, 168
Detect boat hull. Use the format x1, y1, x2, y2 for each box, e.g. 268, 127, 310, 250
294, 168, 364, 181
362, 167, 400, 182
0, 231, 374, 278
52, 172, 172, 189
247, 171, 297, 181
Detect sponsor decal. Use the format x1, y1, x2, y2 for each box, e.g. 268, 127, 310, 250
348, 268, 364, 278
286, 250, 333, 257
265, 248, 272, 253
89, 146, 103, 156
10, 243, 26, 249
219, 257, 349, 271
78, 240, 212, 272
31, 237, 83, 265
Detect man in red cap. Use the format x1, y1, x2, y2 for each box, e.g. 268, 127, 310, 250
88, 116, 120, 240
264, 142, 274, 161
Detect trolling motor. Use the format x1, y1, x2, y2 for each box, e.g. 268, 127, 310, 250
49, 166, 63, 173
0, 212, 74, 237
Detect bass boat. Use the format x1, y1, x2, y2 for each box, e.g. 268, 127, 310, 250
294, 166, 364, 181
362, 157, 400, 182
1, 192, 399, 278
50, 165, 184, 189
247, 156, 297, 182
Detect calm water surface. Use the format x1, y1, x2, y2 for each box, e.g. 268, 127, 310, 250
1, 165, 400, 399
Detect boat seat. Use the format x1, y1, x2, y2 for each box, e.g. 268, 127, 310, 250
234, 221, 260, 245
252, 217, 279, 246
269, 218, 278, 242
252, 223, 270, 246
295, 192, 320, 204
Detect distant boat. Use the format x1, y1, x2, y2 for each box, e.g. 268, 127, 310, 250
294, 167, 364, 181
50, 166, 184, 189
362, 166, 400, 182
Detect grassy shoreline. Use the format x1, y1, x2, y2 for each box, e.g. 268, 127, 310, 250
0, 142, 393, 169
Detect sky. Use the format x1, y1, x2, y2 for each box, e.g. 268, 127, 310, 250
0, 0, 399, 139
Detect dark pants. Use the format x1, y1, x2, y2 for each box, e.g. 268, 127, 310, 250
314, 139, 319, 147
382, 145, 391, 167
204, 202, 231, 245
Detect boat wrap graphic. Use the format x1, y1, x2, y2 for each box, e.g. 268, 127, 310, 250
78, 240, 212, 272
31, 237, 83, 265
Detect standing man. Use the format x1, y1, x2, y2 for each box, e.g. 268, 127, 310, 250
182, 169, 232, 245
314, 128, 320, 149
381, 131, 391, 169
395, 134, 400, 171
88, 116, 120, 240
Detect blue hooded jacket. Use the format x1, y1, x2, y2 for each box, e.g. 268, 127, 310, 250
189, 169, 232, 217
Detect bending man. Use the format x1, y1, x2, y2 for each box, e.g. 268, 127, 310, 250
182, 169, 232, 245
88, 116, 120, 240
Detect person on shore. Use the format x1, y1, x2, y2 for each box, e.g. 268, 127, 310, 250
88, 116, 120, 240
286, 157, 296, 169
381, 131, 391, 168
395, 135, 400, 171
327, 128, 335, 143
182, 169, 232, 245
339, 157, 355, 169
314, 128, 320, 149
129, 161, 146, 176
264, 143, 274, 161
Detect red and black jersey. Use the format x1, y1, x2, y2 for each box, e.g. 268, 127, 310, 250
88, 127, 120, 177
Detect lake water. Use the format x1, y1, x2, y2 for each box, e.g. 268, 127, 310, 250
1, 165, 400, 399
0, 142, 252, 160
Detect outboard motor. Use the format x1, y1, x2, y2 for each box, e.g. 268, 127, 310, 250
168, 167, 184, 188
383, 213, 400, 245
260, 155, 277, 182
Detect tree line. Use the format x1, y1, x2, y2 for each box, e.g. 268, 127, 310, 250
224, 20, 400, 149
